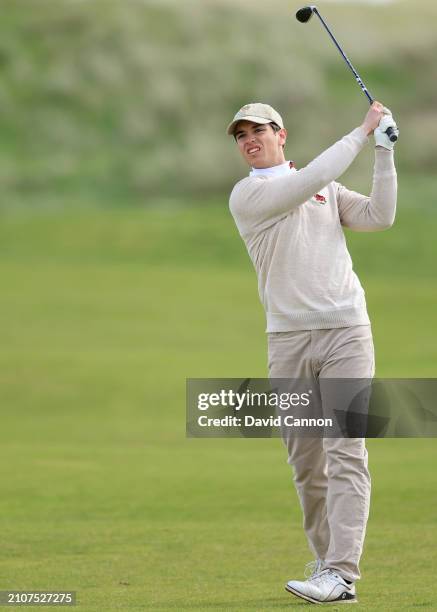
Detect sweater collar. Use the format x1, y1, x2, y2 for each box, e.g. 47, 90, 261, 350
250, 160, 296, 177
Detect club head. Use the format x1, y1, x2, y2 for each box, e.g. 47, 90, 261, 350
295, 6, 316, 23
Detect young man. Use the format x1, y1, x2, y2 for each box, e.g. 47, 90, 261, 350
227, 102, 398, 604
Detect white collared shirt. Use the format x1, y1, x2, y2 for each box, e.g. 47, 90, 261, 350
249, 161, 296, 178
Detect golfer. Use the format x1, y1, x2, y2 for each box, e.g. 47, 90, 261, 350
227, 102, 398, 604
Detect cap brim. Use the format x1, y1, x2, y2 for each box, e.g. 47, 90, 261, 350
226, 116, 272, 135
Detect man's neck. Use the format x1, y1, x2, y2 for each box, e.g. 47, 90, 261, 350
253, 156, 286, 170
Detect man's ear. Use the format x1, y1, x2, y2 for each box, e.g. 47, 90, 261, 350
279, 128, 287, 148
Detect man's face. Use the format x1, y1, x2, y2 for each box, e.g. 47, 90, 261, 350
234, 121, 287, 168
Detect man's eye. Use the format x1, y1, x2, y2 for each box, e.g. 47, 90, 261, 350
255, 128, 265, 133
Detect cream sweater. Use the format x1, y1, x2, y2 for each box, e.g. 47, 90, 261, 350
229, 127, 397, 332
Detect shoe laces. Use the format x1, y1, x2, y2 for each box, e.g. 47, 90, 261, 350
304, 559, 324, 579
310, 568, 344, 587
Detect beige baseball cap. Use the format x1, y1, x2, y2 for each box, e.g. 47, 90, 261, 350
226, 103, 284, 135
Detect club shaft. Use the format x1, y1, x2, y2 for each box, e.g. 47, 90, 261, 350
313, 8, 374, 104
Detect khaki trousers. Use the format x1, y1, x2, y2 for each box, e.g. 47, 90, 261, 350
268, 325, 375, 583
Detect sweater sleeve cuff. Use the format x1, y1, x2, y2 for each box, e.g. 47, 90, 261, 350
351, 125, 369, 146
374, 147, 395, 173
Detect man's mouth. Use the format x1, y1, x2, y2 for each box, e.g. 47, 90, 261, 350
247, 146, 261, 155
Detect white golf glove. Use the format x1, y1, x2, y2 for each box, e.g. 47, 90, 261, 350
374, 107, 399, 150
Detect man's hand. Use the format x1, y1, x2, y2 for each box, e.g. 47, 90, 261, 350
374, 108, 399, 150
361, 101, 384, 136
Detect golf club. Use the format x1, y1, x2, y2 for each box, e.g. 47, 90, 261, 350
296, 5, 398, 142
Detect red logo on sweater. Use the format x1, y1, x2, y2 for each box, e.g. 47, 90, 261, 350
289, 163, 326, 205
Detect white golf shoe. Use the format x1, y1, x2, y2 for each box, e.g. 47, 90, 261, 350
286, 568, 357, 604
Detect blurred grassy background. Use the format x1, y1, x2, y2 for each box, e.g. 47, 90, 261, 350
1, 0, 437, 203
0, 0, 436, 610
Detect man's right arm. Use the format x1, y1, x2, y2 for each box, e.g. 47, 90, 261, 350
230, 101, 385, 239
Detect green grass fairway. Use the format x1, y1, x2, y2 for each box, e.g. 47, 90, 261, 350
1, 185, 436, 609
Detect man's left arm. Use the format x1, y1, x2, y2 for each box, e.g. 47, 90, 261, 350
336, 112, 398, 232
